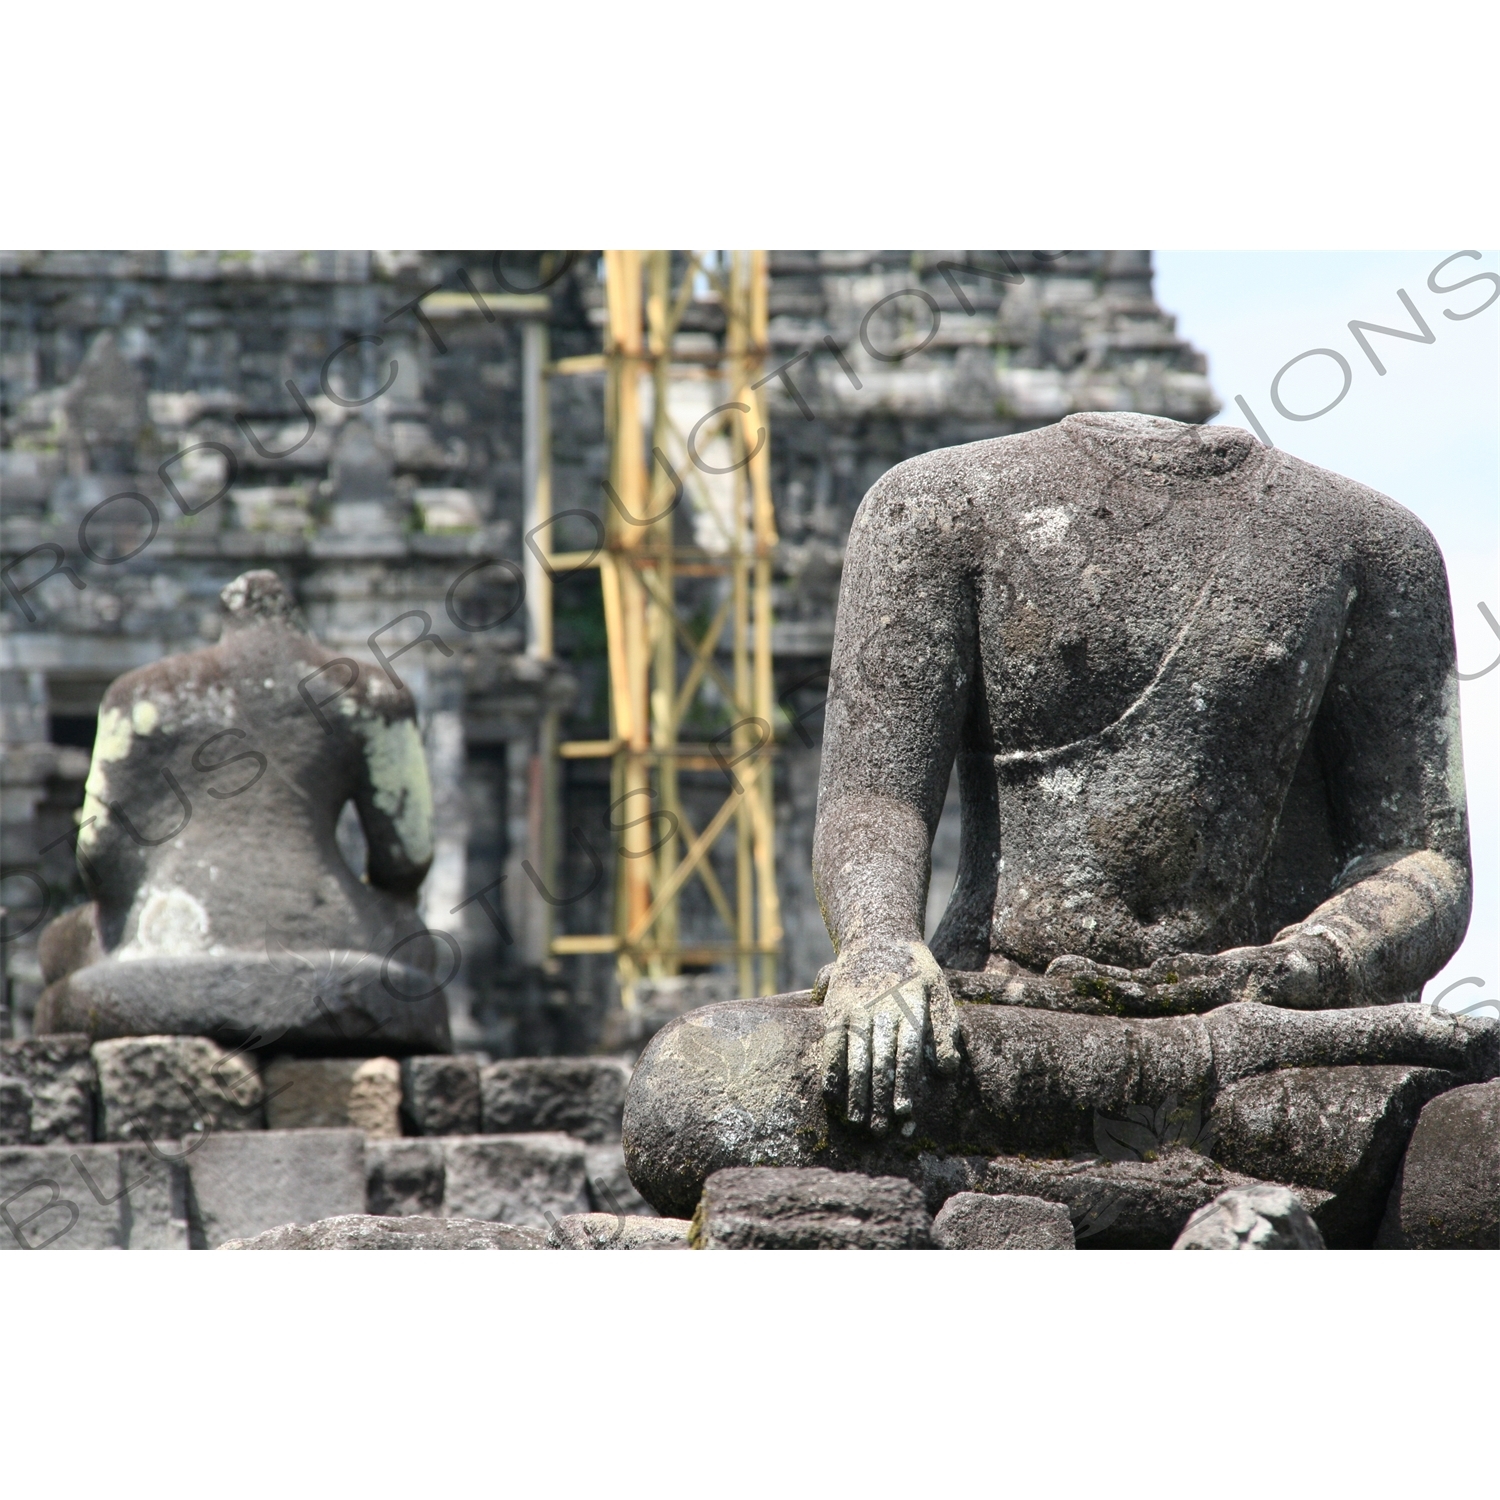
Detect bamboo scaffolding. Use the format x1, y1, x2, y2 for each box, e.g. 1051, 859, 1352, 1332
544, 252, 782, 1006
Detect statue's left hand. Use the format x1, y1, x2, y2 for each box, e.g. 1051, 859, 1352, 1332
1047, 930, 1348, 1012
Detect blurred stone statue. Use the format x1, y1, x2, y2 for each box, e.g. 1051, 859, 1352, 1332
625, 414, 1495, 1241
36, 570, 450, 1054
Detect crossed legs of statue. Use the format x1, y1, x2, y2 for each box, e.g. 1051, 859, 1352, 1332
622, 987, 1500, 1242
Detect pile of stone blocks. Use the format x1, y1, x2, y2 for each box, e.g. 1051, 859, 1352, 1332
0, 1034, 651, 1249
6, 1034, 1491, 1250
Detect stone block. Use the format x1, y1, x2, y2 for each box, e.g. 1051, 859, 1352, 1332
400, 1054, 482, 1136
366, 1138, 444, 1217
931, 1192, 1075, 1249
1376, 1080, 1500, 1249
440, 1134, 589, 1228
694, 1167, 932, 1249
219, 1215, 547, 1250
1209, 1065, 1457, 1248
347, 1057, 401, 1138
1173, 1186, 1326, 1249
0, 1034, 95, 1143
0, 1142, 188, 1249
0, 1078, 31, 1145
585, 1141, 656, 1218
480, 1058, 631, 1143
94, 1036, 263, 1144
546, 1213, 692, 1250
184, 1128, 367, 1248
921, 1146, 1301, 1250
263, 1056, 400, 1137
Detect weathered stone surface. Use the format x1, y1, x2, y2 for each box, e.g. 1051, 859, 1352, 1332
366, 1138, 444, 1217
1376, 1080, 1500, 1249
1174, 1185, 1326, 1249
40, 954, 448, 1058
348, 1057, 401, 1137
400, 1054, 482, 1136
0, 1034, 95, 1143
480, 1058, 631, 1143
631, 416, 1481, 1198
33, 571, 449, 1055
622, 991, 1493, 1220
0, 1142, 187, 1249
931, 1192, 1075, 1249
220, 1215, 547, 1250
693, 1166, 931, 1250
263, 1056, 400, 1136
546, 1213, 692, 1250
810, 414, 1473, 1129
184, 1127, 366, 1248
1209, 1065, 1455, 1248
0, 1079, 31, 1145
441, 1133, 589, 1228
585, 1141, 656, 1218
94, 1035, 263, 1143
919, 1146, 1309, 1250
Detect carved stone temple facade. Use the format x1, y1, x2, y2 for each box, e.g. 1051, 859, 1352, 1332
1, 250, 1216, 1054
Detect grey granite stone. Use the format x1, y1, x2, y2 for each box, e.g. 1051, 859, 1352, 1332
263, 1056, 400, 1136
0, 1079, 31, 1145
440, 1133, 589, 1228
1174, 1185, 1325, 1249
0, 1142, 187, 1249
1209, 1065, 1456, 1248
219, 1214, 547, 1250
0, 1035, 95, 1143
692, 1166, 931, 1250
184, 1127, 367, 1248
931, 1192, 1075, 1249
94, 1035, 263, 1143
34, 572, 449, 1055
1376, 1079, 1500, 1249
366, 1137, 444, 1217
400, 1054, 482, 1136
480, 1058, 631, 1143
546, 1213, 692, 1250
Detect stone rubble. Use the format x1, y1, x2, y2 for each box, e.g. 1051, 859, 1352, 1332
692, 1166, 932, 1250
0, 1142, 188, 1249
1173, 1186, 1326, 1250
930, 1192, 1076, 1250
1376, 1080, 1500, 1249
94, 1035, 263, 1143
546, 1213, 692, 1250
480, 1058, 631, 1142
400, 1054, 483, 1136
0, 1035, 96, 1143
439, 1132, 590, 1227
183, 1128, 368, 1249
219, 1215, 548, 1251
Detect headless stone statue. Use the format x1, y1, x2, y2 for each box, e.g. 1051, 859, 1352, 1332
36, 570, 450, 1055
624, 414, 1496, 1239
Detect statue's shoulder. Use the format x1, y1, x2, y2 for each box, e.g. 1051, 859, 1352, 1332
97, 638, 229, 716
856, 429, 1054, 528
1263, 447, 1445, 568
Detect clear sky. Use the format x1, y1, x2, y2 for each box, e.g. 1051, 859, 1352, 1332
1154, 251, 1499, 1016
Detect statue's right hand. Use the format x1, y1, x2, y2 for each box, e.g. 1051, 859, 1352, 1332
814, 937, 961, 1134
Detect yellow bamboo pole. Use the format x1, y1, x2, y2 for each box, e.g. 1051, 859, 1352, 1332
563, 251, 782, 1003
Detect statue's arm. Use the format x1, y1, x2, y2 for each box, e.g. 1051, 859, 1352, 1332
1274, 510, 1472, 1002
348, 696, 435, 898
812, 467, 977, 1126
